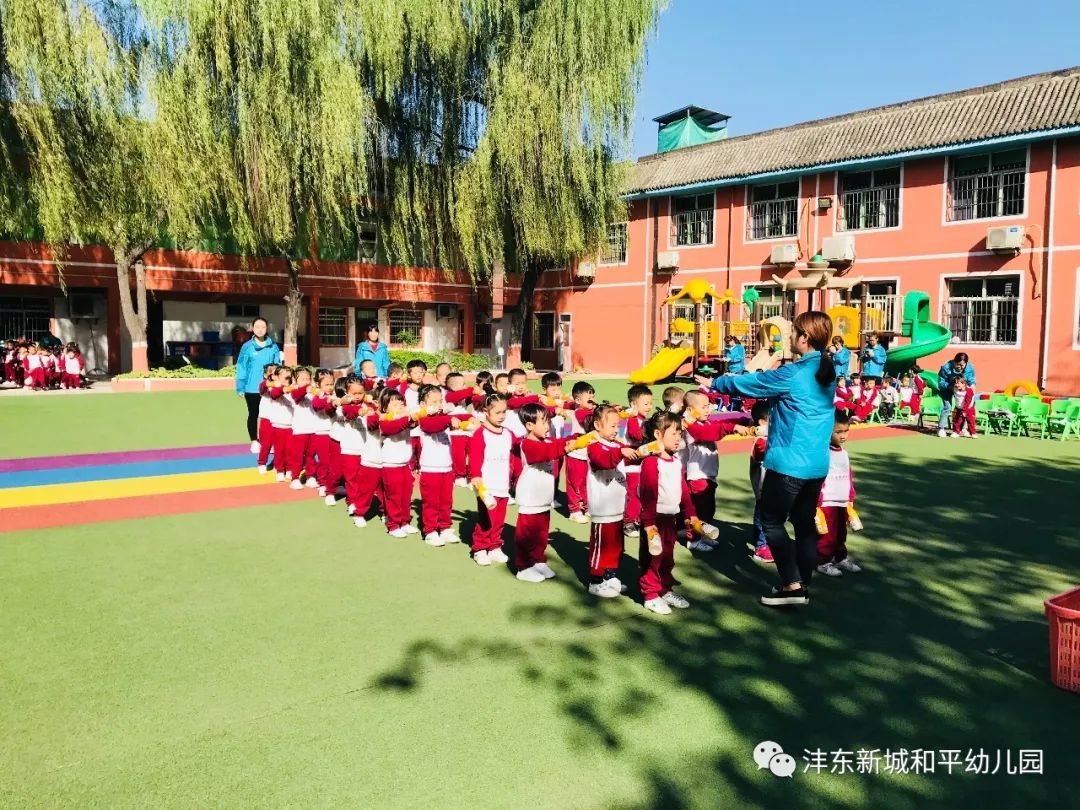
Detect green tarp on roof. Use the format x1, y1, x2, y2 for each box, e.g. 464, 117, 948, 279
657, 115, 728, 153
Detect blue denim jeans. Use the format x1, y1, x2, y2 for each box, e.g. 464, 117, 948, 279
752, 501, 768, 549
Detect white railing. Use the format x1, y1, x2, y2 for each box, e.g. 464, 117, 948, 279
748, 198, 797, 240
839, 186, 900, 230
949, 170, 1025, 221
673, 209, 714, 245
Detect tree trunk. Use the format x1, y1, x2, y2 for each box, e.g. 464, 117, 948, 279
511, 263, 539, 363
283, 257, 303, 365
113, 243, 152, 373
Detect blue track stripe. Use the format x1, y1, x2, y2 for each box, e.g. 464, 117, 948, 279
0, 453, 257, 489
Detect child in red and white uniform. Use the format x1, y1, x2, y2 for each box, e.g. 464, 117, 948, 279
950, 377, 977, 438
539, 372, 569, 484
681, 390, 746, 550
417, 384, 466, 546
585, 403, 640, 599
638, 411, 696, 615
833, 376, 855, 413
852, 378, 880, 423
322, 377, 347, 504
848, 373, 863, 403
286, 368, 318, 489
622, 384, 653, 539
255, 364, 280, 474
503, 368, 539, 439
403, 359, 428, 470
265, 366, 295, 481
357, 359, 382, 393
40, 350, 59, 388
25, 345, 44, 390
445, 372, 475, 487
815, 411, 863, 577
2, 340, 15, 384
468, 393, 513, 566
565, 381, 596, 523
379, 387, 419, 538
308, 369, 338, 497
61, 345, 85, 389
339, 379, 384, 527
897, 374, 922, 419
515, 402, 577, 582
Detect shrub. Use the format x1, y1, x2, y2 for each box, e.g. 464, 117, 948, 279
447, 351, 491, 372
389, 349, 441, 369
521, 360, 535, 371
116, 365, 236, 379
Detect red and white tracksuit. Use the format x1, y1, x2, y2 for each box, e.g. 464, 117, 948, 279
623, 415, 647, 526
515, 436, 568, 571
62, 354, 85, 388
309, 393, 336, 487
638, 454, 696, 600
380, 414, 415, 531
834, 384, 855, 413
256, 381, 276, 467
585, 439, 628, 578
817, 445, 855, 564
898, 384, 922, 415
684, 417, 741, 524
468, 424, 514, 553
446, 388, 475, 480
852, 387, 881, 421
287, 387, 319, 479
25, 352, 44, 389
565, 406, 594, 517
266, 384, 294, 474
340, 405, 383, 518
418, 414, 455, 535
951, 388, 976, 434
404, 385, 423, 471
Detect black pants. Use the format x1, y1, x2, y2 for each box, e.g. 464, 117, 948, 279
244, 393, 261, 441
759, 470, 825, 587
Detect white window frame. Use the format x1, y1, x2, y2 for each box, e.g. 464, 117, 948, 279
318, 306, 348, 347
533, 310, 557, 350
940, 273, 1022, 349
745, 179, 801, 242
944, 147, 1029, 224
388, 308, 424, 347
836, 166, 902, 232
669, 191, 715, 249
600, 222, 629, 265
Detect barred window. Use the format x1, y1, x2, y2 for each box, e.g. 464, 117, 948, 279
0, 296, 51, 343
839, 168, 900, 231
388, 309, 424, 346
601, 223, 628, 264
748, 181, 799, 240
318, 307, 347, 346
672, 193, 714, 246
948, 149, 1026, 221
225, 303, 260, 318
945, 275, 1020, 345
534, 312, 556, 350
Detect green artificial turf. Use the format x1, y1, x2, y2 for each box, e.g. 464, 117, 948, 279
2, 392, 1080, 807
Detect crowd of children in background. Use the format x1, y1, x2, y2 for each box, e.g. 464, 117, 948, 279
2, 338, 87, 390
246, 358, 869, 614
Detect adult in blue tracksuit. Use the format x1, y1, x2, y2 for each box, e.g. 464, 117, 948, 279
354, 322, 390, 378
696, 311, 836, 607
936, 352, 976, 436
723, 336, 746, 374
828, 336, 851, 379
235, 317, 283, 444
860, 334, 887, 382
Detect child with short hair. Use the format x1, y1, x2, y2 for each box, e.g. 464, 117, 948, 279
309, 369, 338, 497
504, 367, 540, 438
61, 345, 85, 389
662, 386, 685, 414
815, 411, 863, 577
950, 377, 977, 438
852, 378, 880, 423
681, 390, 745, 550
286, 367, 317, 489
468, 393, 513, 566
339, 376, 379, 527
749, 400, 772, 563
565, 381, 597, 523
638, 411, 696, 614
404, 360, 428, 469
833, 376, 855, 414
379, 387, 418, 537
435, 362, 452, 388
255, 363, 280, 474
322, 376, 348, 504
515, 402, 576, 582
25, 345, 44, 390
897, 373, 922, 421
387, 362, 405, 387
444, 372, 475, 486
417, 383, 465, 546
358, 358, 381, 391
494, 373, 510, 395
848, 373, 863, 403
623, 384, 653, 538
266, 366, 295, 481
879, 374, 899, 422
585, 403, 639, 598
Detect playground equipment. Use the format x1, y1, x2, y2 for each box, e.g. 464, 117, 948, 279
827, 304, 885, 349
745, 317, 793, 372
1003, 380, 1043, 398
883, 290, 952, 393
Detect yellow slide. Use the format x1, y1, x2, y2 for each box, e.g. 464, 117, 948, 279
629, 346, 694, 384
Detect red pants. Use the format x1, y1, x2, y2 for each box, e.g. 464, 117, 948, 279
287, 433, 314, 479
60, 372, 81, 389
472, 496, 508, 552
688, 479, 716, 524
565, 456, 589, 515
639, 515, 678, 600
816, 506, 849, 564
624, 470, 641, 524
306, 433, 330, 481
271, 426, 292, 473
381, 465, 413, 531
321, 438, 342, 490
46, 370, 61, 387
952, 409, 976, 434
342, 456, 382, 517
451, 435, 469, 479
419, 470, 454, 534
257, 418, 274, 466
587, 521, 624, 577
28, 368, 45, 388
515, 511, 551, 570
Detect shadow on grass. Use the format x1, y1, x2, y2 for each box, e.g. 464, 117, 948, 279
373, 449, 1080, 807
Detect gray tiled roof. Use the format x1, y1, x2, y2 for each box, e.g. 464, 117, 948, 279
628, 67, 1080, 194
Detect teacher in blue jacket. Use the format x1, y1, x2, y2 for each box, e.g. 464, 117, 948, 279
828, 336, 851, 379
235, 317, 283, 450
723, 336, 746, 374
860, 334, 887, 382
354, 322, 390, 378
697, 311, 837, 607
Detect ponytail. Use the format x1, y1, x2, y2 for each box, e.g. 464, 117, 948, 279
793, 311, 836, 387
815, 352, 836, 387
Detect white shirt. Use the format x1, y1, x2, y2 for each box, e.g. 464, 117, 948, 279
567, 410, 590, 460
654, 455, 686, 515
820, 446, 853, 506
338, 408, 366, 455
471, 425, 513, 497
267, 390, 293, 428
292, 392, 318, 436
586, 438, 627, 524
517, 438, 560, 515
419, 420, 453, 473
684, 429, 719, 482
381, 419, 413, 467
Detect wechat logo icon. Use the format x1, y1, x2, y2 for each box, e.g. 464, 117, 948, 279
753, 741, 796, 778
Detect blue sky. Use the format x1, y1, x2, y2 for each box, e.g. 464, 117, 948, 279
633, 0, 1080, 156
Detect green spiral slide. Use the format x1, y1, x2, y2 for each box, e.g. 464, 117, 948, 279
884, 291, 952, 394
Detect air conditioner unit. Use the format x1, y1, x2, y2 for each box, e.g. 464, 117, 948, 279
770, 243, 799, 266
986, 225, 1025, 252
69, 294, 96, 319
821, 235, 856, 264
656, 251, 680, 272
435, 304, 455, 320
576, 261, 596, 279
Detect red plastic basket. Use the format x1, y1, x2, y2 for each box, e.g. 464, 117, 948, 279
1045, 586, 1080, 693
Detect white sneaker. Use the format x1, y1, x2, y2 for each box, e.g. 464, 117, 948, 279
605, 576, 628, 593
257, 465, 267, 475
305, 477, 319, 489
389, 527, 408, 539
324, 495, 336, 506
440, 529, 461, 545
508, 496, 516, 505
960, 429, 971, 438
454, 477, 469, 487
285, 472, 293, 481
968, 432, 978, 439
346, 503, 356, 516
424, 532, 446, 547
275, 472, 286, 482
816, 562, 843, 577
250, 440, 260, 454
487, 547, 509, 564
289, 479, 303, 490
474, 549, 491, 566
569, 512, 589, 524
643, 597, 672, 615
938, 428, 947, 437
688, 539, 714, 552
317, 486, 326, 497
661, 591, 690, 609
535, 562, 557, 579
837, 558, 862, 573
353, 517, 367, 528
588, 580, 620, 598
950, 432, 960, 439
516, 565, 546, 583
402, 524, 420, 535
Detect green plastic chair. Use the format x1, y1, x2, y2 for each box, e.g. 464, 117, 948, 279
919, 396, 943, 431
1050, 399, 1071, 417
989, 393, 1009, 409
1049, 402, 1080, 441
1019, 400, 1050, 439
867, 404, 884, 424
974, 398, 993, 433
990, 399, 1022, 436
